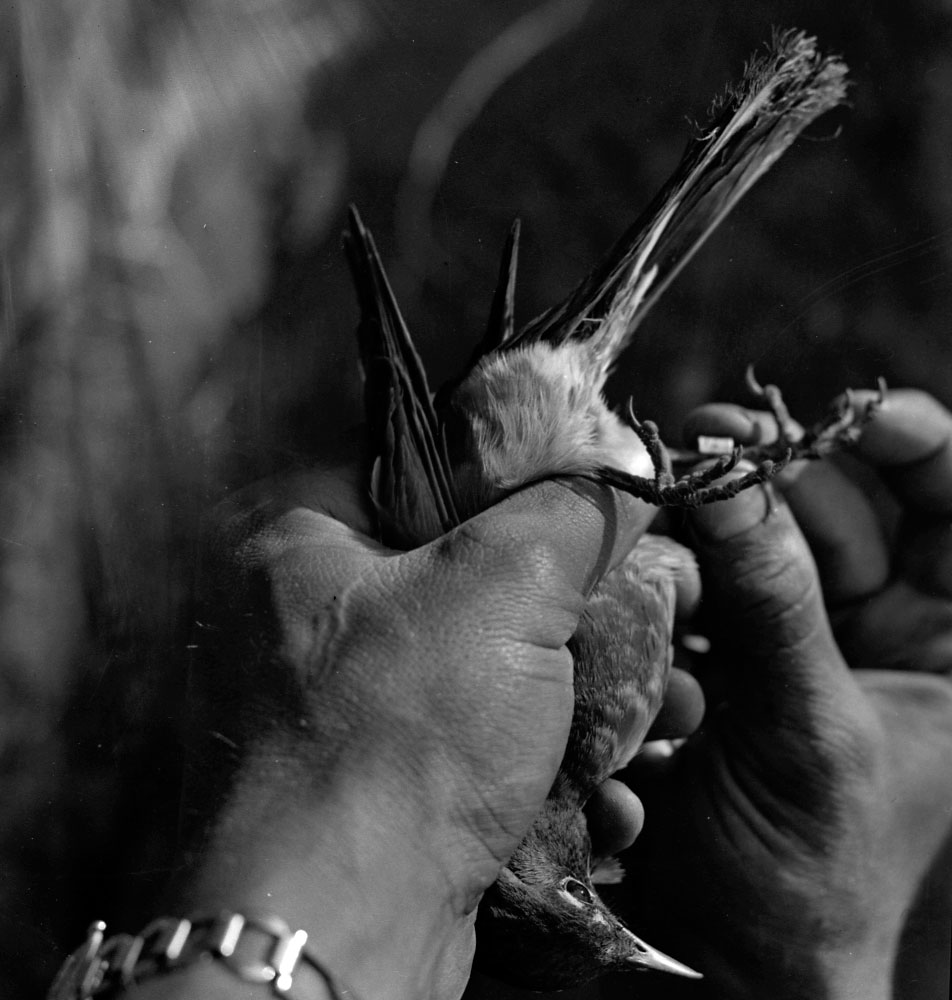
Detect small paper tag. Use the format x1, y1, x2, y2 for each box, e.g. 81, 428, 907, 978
681, 633, 712, 654
697, 435, 736, 455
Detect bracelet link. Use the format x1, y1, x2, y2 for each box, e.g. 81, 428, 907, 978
271, 928, 309, 993
77, 922, 108, 997
97, 934, 142, 988
208, 911, 246, 957
47, 911, 356, 1000
215, 913, 296, 986
213, 912, 310, 992
138, 917, 192, 964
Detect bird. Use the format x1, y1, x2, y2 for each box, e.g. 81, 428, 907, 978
344, 29, 857, 991
470, 533, 702, 988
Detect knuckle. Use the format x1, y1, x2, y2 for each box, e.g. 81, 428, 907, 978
437, 519, 569, 595
414, 522, 584, 648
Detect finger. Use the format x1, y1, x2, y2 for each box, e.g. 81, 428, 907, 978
852, 388, 952, 515
398, 479, 658, 688
682, 402, 797, 449
685, 405, 891, 608
848, 388, 952, 596
233, 437, 657, 625
897, 515, 952, 599
687, 475, 870, 739
585, 779, 645, 858
775, 459, 891, 608
645, 667, 705, 740
835, 583, 952, 673
453, 477, 659, 604
671, 552, 702, 623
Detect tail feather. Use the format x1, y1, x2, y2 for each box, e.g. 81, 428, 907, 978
510, 29, 848, 360
345, 33, 848, 545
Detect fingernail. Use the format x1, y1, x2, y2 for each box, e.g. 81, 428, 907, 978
719, 409, 757, 443
690, 476, 777, 542
684, 405, 759, 447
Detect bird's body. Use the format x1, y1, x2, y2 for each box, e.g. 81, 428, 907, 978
443, 339, 653, 513
476, 535, 690, 989
564, 535, 686, 801
345, 29, 851, 990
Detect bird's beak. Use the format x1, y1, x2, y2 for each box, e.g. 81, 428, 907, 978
620, 927, 703, 979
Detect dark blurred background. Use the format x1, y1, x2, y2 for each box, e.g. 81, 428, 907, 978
2, 1, 950, 995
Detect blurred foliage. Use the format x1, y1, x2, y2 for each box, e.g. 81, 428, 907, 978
2, 0, 951, 994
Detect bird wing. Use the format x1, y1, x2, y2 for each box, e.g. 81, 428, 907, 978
553, 535, 694, 806
343, 206, 462, 548
467, 218, 522, 359
505, 30, 848, 363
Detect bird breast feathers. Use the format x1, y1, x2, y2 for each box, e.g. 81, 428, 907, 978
452, 341, 651, 493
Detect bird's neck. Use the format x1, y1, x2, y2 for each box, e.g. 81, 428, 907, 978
508, 794, 592, 884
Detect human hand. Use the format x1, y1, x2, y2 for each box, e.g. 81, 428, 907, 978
173, 431, 703, 1000
711, 386, 952, 1000
602, 389, 952, 1000
689, 387, 952, 674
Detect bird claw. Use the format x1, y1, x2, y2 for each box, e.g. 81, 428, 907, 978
593, 372, 885, 509
593, 455, 786, 508
743, 366, 886, 464
745, 364, 802, 444
592, 397, 787, 508
624, 401, 675, 487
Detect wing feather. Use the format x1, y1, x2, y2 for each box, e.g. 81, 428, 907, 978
343, 206, 462, 547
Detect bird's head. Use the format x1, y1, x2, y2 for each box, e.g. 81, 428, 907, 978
475, 863, 700, 990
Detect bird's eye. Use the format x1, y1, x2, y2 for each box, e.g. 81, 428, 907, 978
560, 877, 594, 906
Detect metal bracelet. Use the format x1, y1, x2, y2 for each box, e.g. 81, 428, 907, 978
46, 911, 356, 1000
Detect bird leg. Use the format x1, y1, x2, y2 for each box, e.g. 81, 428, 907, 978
743, 366, 887, 463
625, 405, 677, 488
591, 399, 786, 508
591, 372, 885, 509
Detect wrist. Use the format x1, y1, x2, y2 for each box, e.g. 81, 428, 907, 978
170, 741, 480, 1000
810, 941, 894, 1000
51, 914, 346, 1000
703, 937, 895, 1000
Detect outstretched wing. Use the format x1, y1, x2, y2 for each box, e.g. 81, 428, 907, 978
507, 30, 849, 362
343, 206, 461, 548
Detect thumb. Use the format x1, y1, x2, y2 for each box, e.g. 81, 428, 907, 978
687, 477, 868, 740
396, 477, 659, 671
454, 476, 658, 599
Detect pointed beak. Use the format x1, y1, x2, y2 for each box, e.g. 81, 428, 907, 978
621, 928, 703, 979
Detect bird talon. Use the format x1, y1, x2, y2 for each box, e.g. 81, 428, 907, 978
624, 397, 644, 430
591, 446, 785, 508
744, 363, 765, 397
784, 378, 885, 458
745, 365, 801, 446
623, 401, 675, 486
739, 367, 886, 467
